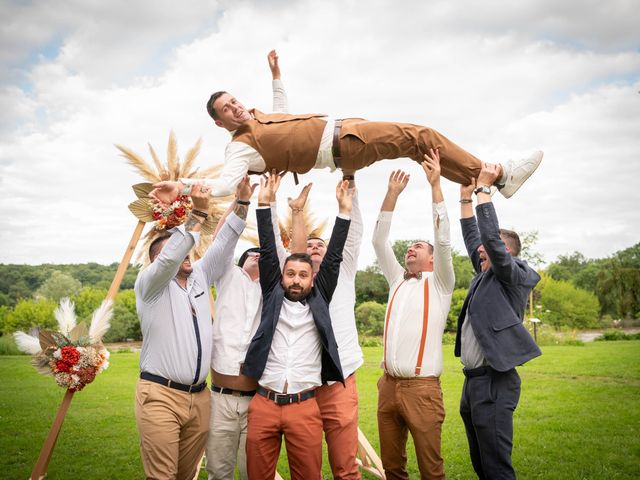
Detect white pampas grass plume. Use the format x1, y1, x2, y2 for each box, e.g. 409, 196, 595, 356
54, 298, 77, 336
89, 300, 113, 344
13, 331, 42, 354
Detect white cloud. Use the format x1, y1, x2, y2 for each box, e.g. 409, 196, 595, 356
0, 0, 638, 267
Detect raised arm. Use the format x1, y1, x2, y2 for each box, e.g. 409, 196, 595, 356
288, 182, 313, 254
198, 177, 254, 285
268, 49, 288, 113
136, 183, 210, 302
257, 174, 283, 293
459, 179, 482, 273
372, 170, 409, 283
314, 180, 352, 303
421, 149, 454, 294
338, 172, 362, 281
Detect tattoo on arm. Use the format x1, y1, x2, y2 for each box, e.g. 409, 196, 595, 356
184, 216, 201, 232
233, 203, 248, 220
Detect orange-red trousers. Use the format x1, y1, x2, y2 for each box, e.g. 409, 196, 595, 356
316, 373, 361, 480
246, 392, 323, 480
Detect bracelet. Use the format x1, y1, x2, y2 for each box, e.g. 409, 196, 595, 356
291, 208, 304, 213
191, 209, 209, 219
258, 202, 270, 207
459, 199, 473, 204
180, 184, 193, 196
342, 175, 355, 181
236, 200, 250, 206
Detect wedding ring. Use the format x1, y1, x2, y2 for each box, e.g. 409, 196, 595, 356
200, 187, 208, 193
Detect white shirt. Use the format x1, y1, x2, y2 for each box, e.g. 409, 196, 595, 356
186, 79, 337, 197
210, 204, 287, 375
329, 190, 364, 379
135, 213, 245, 385
372, 202, 455, 378
259, 298, 322, 394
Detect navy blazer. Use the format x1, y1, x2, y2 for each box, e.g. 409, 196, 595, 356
455, 202, 542, 371
242, 207, 349, 384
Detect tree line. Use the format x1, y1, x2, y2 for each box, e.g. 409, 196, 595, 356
0, 241, 638, 342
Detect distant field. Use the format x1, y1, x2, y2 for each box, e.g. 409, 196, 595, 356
1, 342, 639, 479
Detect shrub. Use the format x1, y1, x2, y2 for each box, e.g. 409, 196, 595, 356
2, 298, 57, 334
535, 273, 601, 329
595, 330, 640, 341
355, 301, 387, 336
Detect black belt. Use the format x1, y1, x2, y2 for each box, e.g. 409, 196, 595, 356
140, 372, 207, 393
462, 365, 511, 378
332, 119, 343, 168
257, 386, 316, 405
212, 385, 256, 397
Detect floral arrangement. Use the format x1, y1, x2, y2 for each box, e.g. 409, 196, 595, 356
14, 298, 112, 392
151, 194, 193, 230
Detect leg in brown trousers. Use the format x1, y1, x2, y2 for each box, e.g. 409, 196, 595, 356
135, 380, 211, 480
339, 120, 482, 185
377, 374, 446, 480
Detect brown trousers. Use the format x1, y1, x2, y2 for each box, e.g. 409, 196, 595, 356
135, 380, 210, 480
316, 373, 361, 480
339, 119, 482, 185
246, 392, 323, 480
377, 374, 446, 480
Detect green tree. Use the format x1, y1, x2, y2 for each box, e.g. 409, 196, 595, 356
355, 301, 387, 336
355, 267, 389, 305
2, 298, 58, 334
72, 287, 109, 323
519, 230, 544, 267
447, 289, 468, 332
452, 250, 474, 289
535, 274, 600, 328
35, 271, 82, 301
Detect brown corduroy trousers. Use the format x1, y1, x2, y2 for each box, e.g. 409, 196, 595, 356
339, 119, 482, 185
377, 373, 446, 480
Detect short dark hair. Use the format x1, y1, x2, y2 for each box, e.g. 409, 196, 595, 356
410, 240, 434, 255
238, 247, 261, 267
283, 252, 313, 269
148, 233, 172, 262
499, 229, 521, 257
206, 91, 227, 120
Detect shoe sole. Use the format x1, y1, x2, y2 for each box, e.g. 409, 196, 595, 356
501, 151, 543, 199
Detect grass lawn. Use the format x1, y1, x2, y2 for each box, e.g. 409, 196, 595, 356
1, 342, 639, 479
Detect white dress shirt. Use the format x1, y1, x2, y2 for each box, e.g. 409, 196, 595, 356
210, 204, 287, 375
372, 202, 455, 378
135, 213, 246, 385
329, 190, 364, 379
185, 79, 336, 197
259, 298, 322, 394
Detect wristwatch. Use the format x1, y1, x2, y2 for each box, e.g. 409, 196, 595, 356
474, 185, 492, 195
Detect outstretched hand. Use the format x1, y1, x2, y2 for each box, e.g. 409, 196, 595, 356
477, 162, 500, 187
267, 49, 281, 80
258, 169, 282, 204
336, 179, 354, 215
189, 183, 211, 211
460, 178, 476, 199
288, 183, 313, 211
421, 148, 441, 186
236, 176, 257, 203
150, 180, 182, 205
387, 170, 410, 197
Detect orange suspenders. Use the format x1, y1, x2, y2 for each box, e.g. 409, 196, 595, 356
383, 277, 430, 375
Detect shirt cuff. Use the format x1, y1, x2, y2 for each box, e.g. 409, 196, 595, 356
226, 212, 246, 234
337, 213, 350, 221
377, 211, 394, 222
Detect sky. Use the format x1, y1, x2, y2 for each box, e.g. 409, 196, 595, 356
1, 0, 639, 269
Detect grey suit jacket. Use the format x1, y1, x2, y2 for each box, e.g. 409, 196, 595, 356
455, 202, 541, 371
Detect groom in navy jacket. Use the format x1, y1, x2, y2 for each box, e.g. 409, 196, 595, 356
242, 174, 352, 480
455, 162, 541, 480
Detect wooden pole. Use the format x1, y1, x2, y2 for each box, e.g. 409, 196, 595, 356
106, 220, 146, 301
30, 389, 75, 480
30, 220, 146, 479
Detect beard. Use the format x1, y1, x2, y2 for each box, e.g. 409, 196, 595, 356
284, 284, 311, 302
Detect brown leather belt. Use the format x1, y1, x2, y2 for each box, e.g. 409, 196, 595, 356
332, 119, 343, 168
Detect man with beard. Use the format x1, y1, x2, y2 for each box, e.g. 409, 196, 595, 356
455, 163, 541, 479
241, 174, 353, 480
134, 180, 251, 480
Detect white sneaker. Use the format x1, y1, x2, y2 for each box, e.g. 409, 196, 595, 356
498, 151, 543, 199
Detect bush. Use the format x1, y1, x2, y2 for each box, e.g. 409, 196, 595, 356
535, 274, 601, 329
595, 330, 640, 341
355, 301, 387, 336
0, 335, 25, 355
2, 298, 57, 334
447, 289, 467, 332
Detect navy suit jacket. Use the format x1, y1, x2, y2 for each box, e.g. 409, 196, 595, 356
242, 207, 348, 384
455, 202, 542, 371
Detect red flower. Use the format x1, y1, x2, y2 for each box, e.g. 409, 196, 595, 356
152, 211, 162, 220
174, 207, 185, 217
60, 346, 80, 365
55, 360, 71, 373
